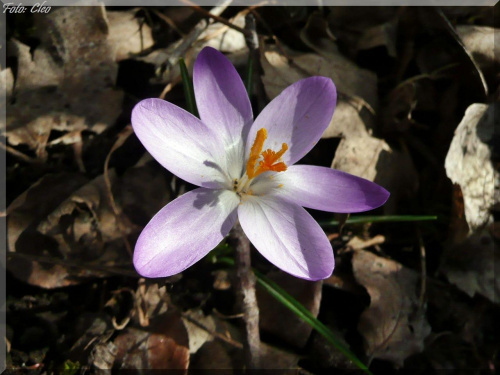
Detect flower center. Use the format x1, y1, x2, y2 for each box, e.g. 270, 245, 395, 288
246, 128, 288, 179
232, 128, 288, 197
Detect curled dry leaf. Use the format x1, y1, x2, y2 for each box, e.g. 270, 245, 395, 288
260, 43, 377, 139
445, 103, 498, 234
257, 270, 322, 348
443, 103, 498, 302
456, 26, 498, 77
6, 6, 124, 158
352, 250, 431, 367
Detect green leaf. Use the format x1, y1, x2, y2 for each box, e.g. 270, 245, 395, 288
179, 58, 199, 117
217, 257, 372, 374
62, 359, 80, 375
319, 215, 438, 227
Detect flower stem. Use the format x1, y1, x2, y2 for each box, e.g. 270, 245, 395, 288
230, 221, 261, 368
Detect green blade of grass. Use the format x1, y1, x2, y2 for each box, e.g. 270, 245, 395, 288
245, 50, 254, 96
319, 215, 438, 227
218, 257, 372, 374
179, 57, 199, 117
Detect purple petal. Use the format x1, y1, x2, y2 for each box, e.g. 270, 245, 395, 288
272, 165, 390, 213
246, 77, 336, 166
132, 98, 230, 189
194, 47, 253, 144
134, 188, 239, 278
238, 196, 334, 280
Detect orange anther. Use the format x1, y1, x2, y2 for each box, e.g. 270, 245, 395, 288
246, 128, 288, 179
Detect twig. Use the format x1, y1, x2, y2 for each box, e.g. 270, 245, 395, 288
152, 9, 185, 36
212, 308, 244, 320
182, 0, 251, 37
251, 8, 293, 61
229, 222, 261, 369
181, 312, 244, 349
159, 76, 182, 100
416, 228, 427, 308
244, 13, 259, 96
103, 125, 134, 256
0, 141, 43, 165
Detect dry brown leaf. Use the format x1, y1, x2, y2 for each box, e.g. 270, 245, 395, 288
114, 311, 190, 370
190, 330, 301, 370
190, 340, 234, 369
135, 281, 169, 327
346, 235, 386, 251
115, 162, 172, 228
326, 7, 399, 59
260, 43, 377, 139
7, 160, 170, 288
181, 309, 217, 354
7, 173, 88, 253
259, 342, 301, 370
141, 9, 247, 86
257, 270, 322, 348
199, 12, 247, 54
357, 21, 398, 58
6, 6, 124, 158
7, 171, 134, 288
445, 103, 498, 234
69, 313, 115, 366
299, 11, 338, 58
36, 171, 135, 257
440, 231, 499, 303
353, 250, 431, 367
106, 9, 154, 61
412, 8, 488, 99
331, 136, 418, 212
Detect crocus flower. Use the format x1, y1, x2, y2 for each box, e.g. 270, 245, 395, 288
131, 47, 389, 281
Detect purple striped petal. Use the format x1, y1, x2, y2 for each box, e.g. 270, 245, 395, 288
238, 196, 334, 280
272, 165, 390, 213
132, 98, 231, 189
246, 77, 336, 166
134, 188, 239, 278
194, 47, 253, 145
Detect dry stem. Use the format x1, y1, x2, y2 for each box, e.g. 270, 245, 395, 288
230, 222, 261, 369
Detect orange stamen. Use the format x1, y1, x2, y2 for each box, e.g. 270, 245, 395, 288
246, 128, 267, 179
246, 128, 288, 179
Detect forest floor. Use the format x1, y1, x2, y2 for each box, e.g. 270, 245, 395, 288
4, 4, 499, 374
